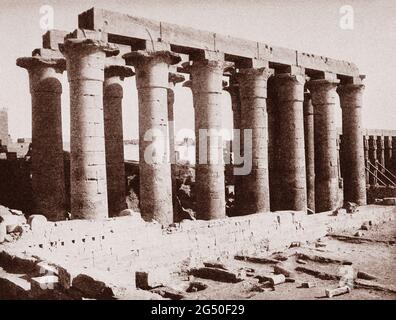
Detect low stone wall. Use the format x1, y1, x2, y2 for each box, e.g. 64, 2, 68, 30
3, 205, 394, 289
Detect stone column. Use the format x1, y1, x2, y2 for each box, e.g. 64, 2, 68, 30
337, 83, 367, 205
307, 79, 340, 212
377, 135, 385, 173
303, 92, 315, 212
368, 136, 378, 185
274, 72, 307, 211
384, 136, 393, 172
103, 65, 134, 217
124, 49, 181, 225
16, 52, 66, 220
168, 72, 185, 214
236, 67, 273, 214
267, 78, 280, 211
392, 137, 396, 175
363, 135, 370, 185
191, 57, 228, 220
62, 37, 119, 220
223, 78, 242, 215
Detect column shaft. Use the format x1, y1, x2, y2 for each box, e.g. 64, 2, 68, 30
275, 73, 307, 211
338, 84, 367, 205
224, 80, 242, 215
16, 56, 66, 220
308, 79, 340, 212
63, 38, 118, 220
124, 50, 180, 225
303, 92, 315, 212
267, 79, 280, 211
368, 136, 378, 185
192, 59, 226, 220
103, 66, 133, 217
384, 136, 392, 171
237, 67, 272, 214
377, 136, 385, 173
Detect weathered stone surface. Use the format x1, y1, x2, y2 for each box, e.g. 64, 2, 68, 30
303, 92, 315, 212
62, 32, 119, 220
103, 65, 133, 217
274, 72, 307, 211
72, 273, 114, 299
28, 214, 48, 232
0, 221, 6, 243
256, 273, 286, 285
338, 84, 367, 206
325, 285, 351, 298
236, 67, 273, 214
382, 197, 396, 205
191, 57, 228, 220
124, 48, 180, 225
189, 267, 245, 283
135, 270, 171, 290
307, 78, 340, 213
16, 54, 67, 221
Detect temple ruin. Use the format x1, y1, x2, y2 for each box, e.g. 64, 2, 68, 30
0, 7, 395, 299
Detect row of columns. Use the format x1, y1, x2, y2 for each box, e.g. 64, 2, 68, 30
17, 32, 368, 223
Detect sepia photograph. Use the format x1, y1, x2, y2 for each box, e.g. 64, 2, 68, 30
0, 0, 395, 311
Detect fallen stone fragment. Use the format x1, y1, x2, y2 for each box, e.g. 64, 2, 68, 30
295, 266, 340, 280
135, 271, 170, 290
360, 221, 370, 231
315, 242, 327, 248
256, 274, 286, 285
354, 231, 363, 237
186, 281, 208, 293
273, 264, 295, 278
272, 253, 289, 261
344, 202, 358, 213
31, 275, 59, 295
28, 215, 48, 232
235, 254, 279, 264
328, 234, 390, 245
325, 285, 351, 298
289, 242, 301, 248
332, 208, 346, 216
357, 271, 377, 281
9, 209, 24, 216
296, 259, 307, 265
189, 267, 245, 283
250, 282, 274, 292
296, 252, 352, 265
285, 278, 296, 283
203, 260, 228, 270
354, 279, 396, 294
0, 267, 31, 298
72, 274, 114, 299
382, 197, 396, 205
0, 220, 6, 243
301, 282, 316, 288
151, 286, 185, 300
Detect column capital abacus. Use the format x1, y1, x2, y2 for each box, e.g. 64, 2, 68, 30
60, 38, 119, 58
168, 72, 185, 88
17, 56, 66, 72
104, 65, 135, 80
123, 50, 181, 67
337, 83, 365, 109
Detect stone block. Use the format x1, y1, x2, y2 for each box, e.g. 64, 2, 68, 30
382, 198, 396, 205
28, 215, 48, 232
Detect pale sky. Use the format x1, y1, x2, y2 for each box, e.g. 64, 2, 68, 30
0, 0, 395, 142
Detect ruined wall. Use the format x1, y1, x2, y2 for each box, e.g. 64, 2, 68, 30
0, 109, 9, 147
8, 205, 394, 286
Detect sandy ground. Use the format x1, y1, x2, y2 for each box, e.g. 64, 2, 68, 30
166, 219, 396, 300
